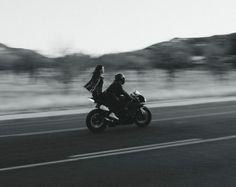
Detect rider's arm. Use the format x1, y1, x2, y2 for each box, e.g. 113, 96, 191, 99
119, 85, 132, 100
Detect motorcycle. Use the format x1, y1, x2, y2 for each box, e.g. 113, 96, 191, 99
86, 90, 152, 133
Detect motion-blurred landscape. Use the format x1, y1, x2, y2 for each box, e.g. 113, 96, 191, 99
1, 32, 236, 71
1, 32, 236, 114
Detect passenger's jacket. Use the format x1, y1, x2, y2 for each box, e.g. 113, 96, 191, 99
84, 74, 103, 96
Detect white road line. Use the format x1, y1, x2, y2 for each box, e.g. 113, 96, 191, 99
0, 109, 90, 122
0, 127, 87, 138
0, 116, 84, 127
69, 139, 200, 158
153, 110, 236, 122
1, 134, 236, 172
0, 138, 201, 172
1, 110, 236, 138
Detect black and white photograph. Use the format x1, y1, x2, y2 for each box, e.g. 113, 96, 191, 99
0, 0, 236, 186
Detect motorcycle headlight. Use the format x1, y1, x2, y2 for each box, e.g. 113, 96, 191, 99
89, 98, 95, 103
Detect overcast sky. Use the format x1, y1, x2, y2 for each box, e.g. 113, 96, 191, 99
0, 0, 236, 56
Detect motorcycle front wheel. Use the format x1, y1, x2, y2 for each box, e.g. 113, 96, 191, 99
86, 109, 106, 133
135, 106, 152, 127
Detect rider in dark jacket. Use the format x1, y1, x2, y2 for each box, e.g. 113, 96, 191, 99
104, 73, 132, 119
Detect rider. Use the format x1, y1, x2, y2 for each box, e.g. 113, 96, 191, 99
84, 65, 104, 99
104, 73, 132, 120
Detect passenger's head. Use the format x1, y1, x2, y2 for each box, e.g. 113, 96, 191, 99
93, 65, 104, 76
115, 73, 125, 85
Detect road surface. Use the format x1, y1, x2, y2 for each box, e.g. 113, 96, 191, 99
0, 101, 236, 187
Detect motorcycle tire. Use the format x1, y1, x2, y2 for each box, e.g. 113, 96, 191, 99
86, 109, 107, 133
135, 106, 152, 127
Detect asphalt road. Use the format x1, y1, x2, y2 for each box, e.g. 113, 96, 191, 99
0, 101, 236, 187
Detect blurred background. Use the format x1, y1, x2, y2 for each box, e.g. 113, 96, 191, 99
1, 33, 236, 114
1, 0, 236, 114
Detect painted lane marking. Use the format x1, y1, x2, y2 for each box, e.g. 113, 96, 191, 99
0, 116, 84, 127
0, 109, 90, 122
0, 127, 87, 138
0, 138, 201, 172
1, 134, 236, 172
152, 110, 236, 122
69, 139, 200, 158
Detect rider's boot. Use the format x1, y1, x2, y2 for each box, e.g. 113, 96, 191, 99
109, 112, 119, 120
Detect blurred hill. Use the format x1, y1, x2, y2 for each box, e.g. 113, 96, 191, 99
0, 43, 56, 71
1, 32, 236, 71
97, 32, 236, 69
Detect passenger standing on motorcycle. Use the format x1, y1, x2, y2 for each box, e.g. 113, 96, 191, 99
84, 65, 104, 99
104, 73, 132, 119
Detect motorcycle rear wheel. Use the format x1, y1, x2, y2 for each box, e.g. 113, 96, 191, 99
86, 109, 106, 133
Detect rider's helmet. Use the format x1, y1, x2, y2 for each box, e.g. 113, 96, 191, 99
115, 73, 125, 85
